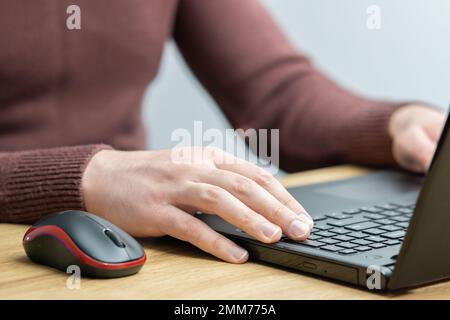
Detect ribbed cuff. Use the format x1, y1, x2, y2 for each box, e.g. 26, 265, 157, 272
344, 101, 407, 166
0, 144, 112, 223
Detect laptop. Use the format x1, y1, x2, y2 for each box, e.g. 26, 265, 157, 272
198, 115, 450, 291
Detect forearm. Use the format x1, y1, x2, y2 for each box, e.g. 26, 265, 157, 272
242, 67, 407, 171
175, 0, 406, 171
0, 144, 111, 223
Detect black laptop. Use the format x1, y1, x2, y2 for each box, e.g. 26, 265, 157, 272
198, 115, 450, 291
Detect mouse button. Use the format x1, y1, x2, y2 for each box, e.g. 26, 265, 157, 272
66, 218, 130, 263
104, 225, 145, 259
75, 212, 145, 260
104, 229, 126, 248
123, 241, 146, 260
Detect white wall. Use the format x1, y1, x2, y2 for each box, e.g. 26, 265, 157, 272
144, 0, 450, 167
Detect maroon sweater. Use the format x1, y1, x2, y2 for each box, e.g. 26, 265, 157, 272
0, 0, 403, 223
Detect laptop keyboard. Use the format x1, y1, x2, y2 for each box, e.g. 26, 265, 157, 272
237, 201, 415, 255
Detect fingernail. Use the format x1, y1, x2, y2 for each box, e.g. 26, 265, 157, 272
289, 219, 310, 239
231, 246, 248, 262
261, 223, 281, 239
298, 213, 314, 229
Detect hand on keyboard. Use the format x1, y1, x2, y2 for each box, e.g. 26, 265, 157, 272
276, 202, 413, 255
82, 147, 313, 264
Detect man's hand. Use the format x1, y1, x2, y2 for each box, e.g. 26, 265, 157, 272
82, 147, 313, 264
389, 104, 446, 173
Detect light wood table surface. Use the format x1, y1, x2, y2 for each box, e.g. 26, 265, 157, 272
1, 165, 449, 299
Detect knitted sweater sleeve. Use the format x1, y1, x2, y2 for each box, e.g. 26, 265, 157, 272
0, 144, 111, 223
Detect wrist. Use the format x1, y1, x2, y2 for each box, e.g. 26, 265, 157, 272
389, 105, 413, 139
343, 101, 403, 166
81, 149, 116, 215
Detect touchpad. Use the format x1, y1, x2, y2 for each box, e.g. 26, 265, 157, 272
314, 171, 422, 202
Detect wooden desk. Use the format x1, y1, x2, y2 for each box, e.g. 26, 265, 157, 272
1, 165, 449, 299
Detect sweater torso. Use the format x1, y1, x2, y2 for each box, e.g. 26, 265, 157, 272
0, 0, 177, 151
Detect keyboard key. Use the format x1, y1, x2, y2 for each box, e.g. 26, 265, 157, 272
355, 246, 372, 252
395, 207, 413, 214
363, 213, 385, 220
320, 245, 341, 252
392, 216, 409, 223
339, 249, 357, 255
366, 236, 385, 242
320, 238, 340, 245
375, 204, 398, 210
327, 217, 368, 227
360, 206, 383, 213
311, 215, 327, 221
308, 234, 322, 240
325, 212, 352, 220
380, 225, 402, 232
314, 224, 333, 231
342, 209, 361, 215
300, 240, 326, 247
395, 222, 409, 228
347, 232, 367, 238
286, 239, 325, 248
369, 243, 386, 249
336, 242, 358, 249
376, 219, 397, 225
380, 211, 401, 218
333, 235, 354, 242
384, 239, 401, 246
346, 222, 380, 231
315, 231, 336, 238
363, 228, 386, 235
329, 228, 351, 235
351, 239, 372, 246
382, 230, 406, 239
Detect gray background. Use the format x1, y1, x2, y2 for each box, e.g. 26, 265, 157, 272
143, 0, 450, 170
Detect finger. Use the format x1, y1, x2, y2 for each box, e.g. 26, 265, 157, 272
426, 124, 444, 142
393, 126, 436, 173
198, 169, 312, 240
158, 205, 249, 263
209, 150, 313, 223
173, 182, 284, 243
424, 111, 446, 142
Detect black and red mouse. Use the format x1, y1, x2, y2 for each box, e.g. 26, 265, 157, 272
23, 210, 146, 278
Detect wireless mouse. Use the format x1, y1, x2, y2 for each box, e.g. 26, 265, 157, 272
23, 210, 146, 278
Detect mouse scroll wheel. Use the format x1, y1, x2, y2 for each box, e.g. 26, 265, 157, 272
104, 229, 126, 248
